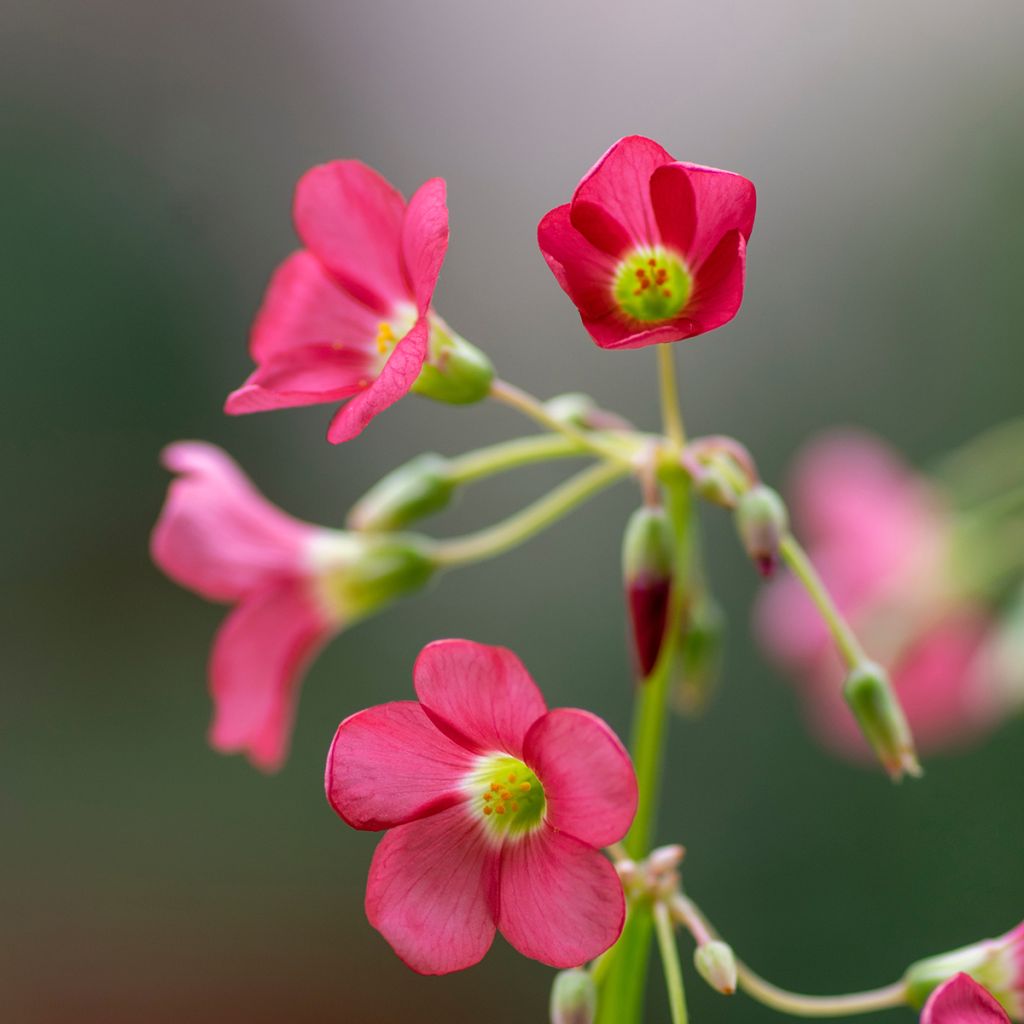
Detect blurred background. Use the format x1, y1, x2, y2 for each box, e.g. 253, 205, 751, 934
2, 1, 1023, 1021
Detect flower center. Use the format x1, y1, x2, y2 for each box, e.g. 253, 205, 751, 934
467, 755, 546, 838
613, 247, 691, 323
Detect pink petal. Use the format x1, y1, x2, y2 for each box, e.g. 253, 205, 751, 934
685, 230, 747, 334
224, 343, 378, 414
413, 639, 547, 757
248, 250, 381, 363
497, 826, 624, 968
922, 975, 1010, 1024
524, 709, 637, 848
326, 702, 478, 830
325, 316, 429, 443
580, 315, 697, 351
537, 204, 618, 318
649, 163, 698, 257
294, 161, 408, 314
365, 805, 499, 975
208, 581, 332, 772
151, 442, 314, 601
572, 135, 675, 248
401, 177, 449, 315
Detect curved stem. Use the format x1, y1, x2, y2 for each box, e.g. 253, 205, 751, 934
657, 344, 687, 450
432, 462, 628, 567
779, 533, 867, 669
654, 900, 689, 1024
446, 433, 590, 484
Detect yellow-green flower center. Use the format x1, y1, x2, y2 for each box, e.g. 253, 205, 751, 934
613, 247, 691, 323
468, 755, 546, 838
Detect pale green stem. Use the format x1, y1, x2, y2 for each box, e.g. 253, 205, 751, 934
432, 462, 628, 567
779, 533, 867, 669
657, 344, 687, 450
489, 378, 636, 467
654, 900, 689, 1024
446, 433, 590, 484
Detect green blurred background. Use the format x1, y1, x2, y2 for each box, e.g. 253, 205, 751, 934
3, 2, 1022, 1021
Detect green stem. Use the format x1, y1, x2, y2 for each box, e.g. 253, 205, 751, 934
657, 344, 687, 450
779, 533, 867, 669
654, 901, 689, 1024
930, 416, 1024, 504
446, 433, 590, 484
432, 462, 628, 567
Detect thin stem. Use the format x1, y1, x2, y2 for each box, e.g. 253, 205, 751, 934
657, 345, 687, 450
489, 378, 636, 467
654, 901, 689, 1024
779, 533, 867, 669
432, 462, 628, 567
446, 433, 589, 484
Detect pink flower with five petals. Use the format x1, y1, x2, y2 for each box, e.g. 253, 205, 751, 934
922, 975, 1011, 1024
538, 135, 756, 350
326, 639, 637, 974
225, 161, 451, 443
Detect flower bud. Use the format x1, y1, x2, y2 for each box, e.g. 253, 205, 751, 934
550, 969, 597, 1024
545, 392, 633, 432
734, 485, 789, 577
622, 506, 675, 677
412, 323, 494, 405
904, 922, 1024, 1020
694, 940, 738, 996
347, 454, 454, 532
843, 661, 922, 781
672, 596, 725, 717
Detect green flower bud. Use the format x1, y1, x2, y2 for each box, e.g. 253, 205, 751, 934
734, 485, 789, 577
843, 661, 922, 781
550, 969, 597, 1024
545, 392, 633, 432
348, 454, 454, 532
694, 940, 738, 996
411, 322, 494, 405
622, 506, 675, 677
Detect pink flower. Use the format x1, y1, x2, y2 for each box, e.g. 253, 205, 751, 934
922, 975, 1010, 1024
756, 431, 1003, 759
224, 161, 451, 443
151, 442, 433, 771
326, 639, 638, 974
538, 135, 755, 350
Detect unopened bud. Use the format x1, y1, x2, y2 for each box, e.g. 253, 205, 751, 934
673, 597, 725, 717
348, 453, 454, 532
644, 844, 685, 898
550, 969, 597, 1024
545, 392, 633, 432
622, 506, 674, 677
904, 922, 1024, 1019
694, 941, 738, 996
412, 324, 494, 405
843, 661, 922, 781
734, 485, 788, 577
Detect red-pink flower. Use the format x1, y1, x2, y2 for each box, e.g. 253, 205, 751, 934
224, 161, 451, 443
922, 975, 1011, 1024
151, 442, 432, 771
756, 431, 1003, 759
538, 135, 756, 350
326, 639, 637, 974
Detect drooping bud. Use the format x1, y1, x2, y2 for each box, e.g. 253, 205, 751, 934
550, 968, 597, 1024
672, 596, 725, 717
843, 661, 922, 781
545, 392, 633, 432
904, 922, 1024, 1020
694, 940, 738, 996
734, 485, 789, 577
411, 322, 494, 405
347, 453, 454, 532
622, 506, 675, 677
644, 844, 685, 898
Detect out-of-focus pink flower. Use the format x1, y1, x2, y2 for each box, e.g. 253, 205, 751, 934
756, 431, 1003, 759
151, 442, 432, 771
921, 975, 1011, 1024
538, 135, 755, 350
225, 161, 450, 443
326, 639, 637, 974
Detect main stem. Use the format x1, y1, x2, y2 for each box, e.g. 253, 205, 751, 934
657, 344, 687, 450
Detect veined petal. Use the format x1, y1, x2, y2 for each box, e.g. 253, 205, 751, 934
326, 702, 477, 830
294, 161, 408, 314
524, 709, 637, 848
208, 581, 332, 772
401, 177, 449, 316
152, 442, 314, 601
366, 805, 499, 975
497, 826, 624, 968
249, 250, 381, 363
413, 639, 547, 757
325, 316, 429, 443
922, 975, 1011, 1024
537, 205, 618, 318
685, 230, 747, 335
